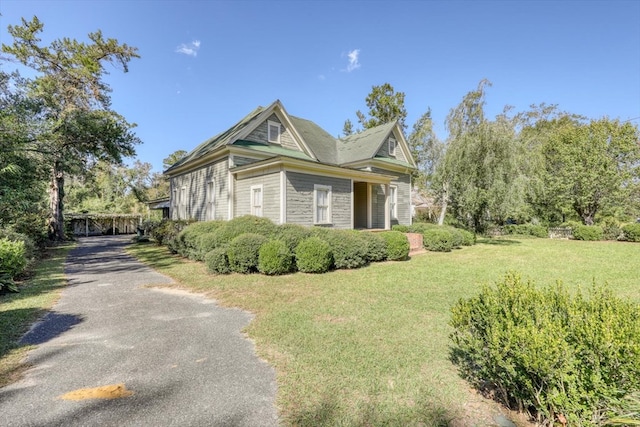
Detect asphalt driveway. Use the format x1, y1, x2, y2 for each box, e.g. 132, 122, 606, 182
0, 235, 278, 426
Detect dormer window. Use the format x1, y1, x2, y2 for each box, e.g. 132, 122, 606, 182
388, 137, 397, 157
268, 120, 281, 144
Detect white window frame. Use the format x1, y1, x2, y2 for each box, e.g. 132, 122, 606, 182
388, 137, 397, 157
314, 184, 332, 224
207, 179, 215, 220
251, 184, 263, 217
389, 185, 398, 219
180, 186, 187, 219
172, 188, 178, 219
267, 120, 281, 144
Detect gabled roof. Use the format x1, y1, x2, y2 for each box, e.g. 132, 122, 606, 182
165, 100, 416, 175
337, 122, 397, 164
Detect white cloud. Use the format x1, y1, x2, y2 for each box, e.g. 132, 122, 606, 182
176, 40, 201, 57
345, 49, 361, 72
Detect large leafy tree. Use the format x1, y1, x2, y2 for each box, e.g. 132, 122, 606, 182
542, 118, 640, 225
437, 80, 520, 233
407, 107, 443, 189
1, 16, 140, 240
355, 83, 407, 131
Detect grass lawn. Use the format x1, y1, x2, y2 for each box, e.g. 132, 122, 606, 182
127, 237, 640, 426
0, 243, 72, 387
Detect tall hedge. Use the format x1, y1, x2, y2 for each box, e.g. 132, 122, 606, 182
450, 273, 640, 426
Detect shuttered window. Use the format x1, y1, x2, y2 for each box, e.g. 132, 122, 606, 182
314, 185, 331, 224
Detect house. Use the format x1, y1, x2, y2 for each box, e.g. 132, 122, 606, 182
164, 100, 416, 230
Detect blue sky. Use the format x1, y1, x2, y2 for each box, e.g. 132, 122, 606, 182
1, 0, 639, 174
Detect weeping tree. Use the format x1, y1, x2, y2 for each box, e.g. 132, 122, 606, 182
2, 16, 140, 240
437, 80, 520, 233
408, 107, 443, 190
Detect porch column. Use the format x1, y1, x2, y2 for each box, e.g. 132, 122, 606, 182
367, 184, 372, 229
384, 184, 391, 230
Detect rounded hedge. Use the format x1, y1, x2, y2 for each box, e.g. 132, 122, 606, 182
423, 228, 455, 252
359, 232, 388, 262
208, 216, 277, 249
379, 231, 409, 261
276, 223, 313, 253
622, 223, 640, 242
318, 229, 368, 269
295, 237, 333, 273
177, 221, 225, 259
204, 247, 231, 274
227, 233, 268, 274
572, 225, 604, 241
258, 239, 293, 275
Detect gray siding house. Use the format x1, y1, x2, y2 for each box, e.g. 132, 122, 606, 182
164, 100, 416, 230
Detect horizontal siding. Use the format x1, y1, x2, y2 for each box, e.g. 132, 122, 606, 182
233, 156, 259, 167
170, 158, 229, 221
286, 172, 351, 229
245, 114, 299, 151
234, 170, 281, 224
375, 132, 408, 163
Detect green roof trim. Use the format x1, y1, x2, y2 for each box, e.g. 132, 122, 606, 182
233, 140, 316, 161
372, 155, 414, 168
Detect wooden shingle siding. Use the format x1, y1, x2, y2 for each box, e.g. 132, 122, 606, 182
286, 172, 351, 228
169, 158, 229, 221
245, 114, 299, 151
234, 170, 281, 223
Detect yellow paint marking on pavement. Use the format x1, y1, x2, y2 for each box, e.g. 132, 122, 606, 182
59, 383, 133, 400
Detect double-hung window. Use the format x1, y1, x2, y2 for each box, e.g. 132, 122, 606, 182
389, 185, 397, 219
314, 184, 331, 224
207, 179, 215, 220
388, 137, 397, 157
267, 120, 281, 144
251, 185, 263, 217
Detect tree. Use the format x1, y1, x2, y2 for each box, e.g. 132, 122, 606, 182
162, 150, 188, 171
2, 16, 141, 239
342, 119, 354, 137
437, 80, 520, 233
407, 107, 443, 189
356, 83, 407, 130
542, 118, 640, 225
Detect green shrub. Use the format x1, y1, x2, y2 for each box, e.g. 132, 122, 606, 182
0, 238, 27, 279
149, 219, 191, 251
206, 216, 277, 250
258, 239, 293, 275
456, 228, 475, 246
195, 232, 222, 257
177, 221, 225, 259
379, 231, 409, 261
317, 229, 368, 269
359, 232, 388, 262
204, 247, 231, 274
450, 273, 640, 426
391, 224, 410, 233
572, 224, 604, 241
276, 223, 313, 253
295, 237, 333, 273
407, 223, 438, 234
422, 228, 454, 252
0, 229, 35, 261
622, 223, 640, 242
226, 233, 268, 274
503, 224, 548, 238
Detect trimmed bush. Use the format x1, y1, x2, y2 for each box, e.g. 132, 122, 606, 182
0, 238, 27, 279
195, 232, 222, 257
226, 233, 268, 274
391, 224, 410, 233
295, 237, 333, 273
149, 219, 191, 251
450, 273, 640, 426
379, 231, 409, 261
204, 247, 231, 274
206, 216, 277, 250
456, 228, 475, 246
423, 228, 454, 252
177, 221, 225, 260
572, 224, 604, 241
258, 239, 293, 275
622, 223, 640, 242
318, 229, 368, 269
276, 223, 313, 253
359, 232, 388, 262
503, 224, 548, 238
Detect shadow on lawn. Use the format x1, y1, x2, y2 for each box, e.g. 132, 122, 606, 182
476, 238, 522, 246
287, 392, 454, 427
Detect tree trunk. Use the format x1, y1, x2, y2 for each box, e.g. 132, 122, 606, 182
437, 182, 448, 226
48, 161, 66, 240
